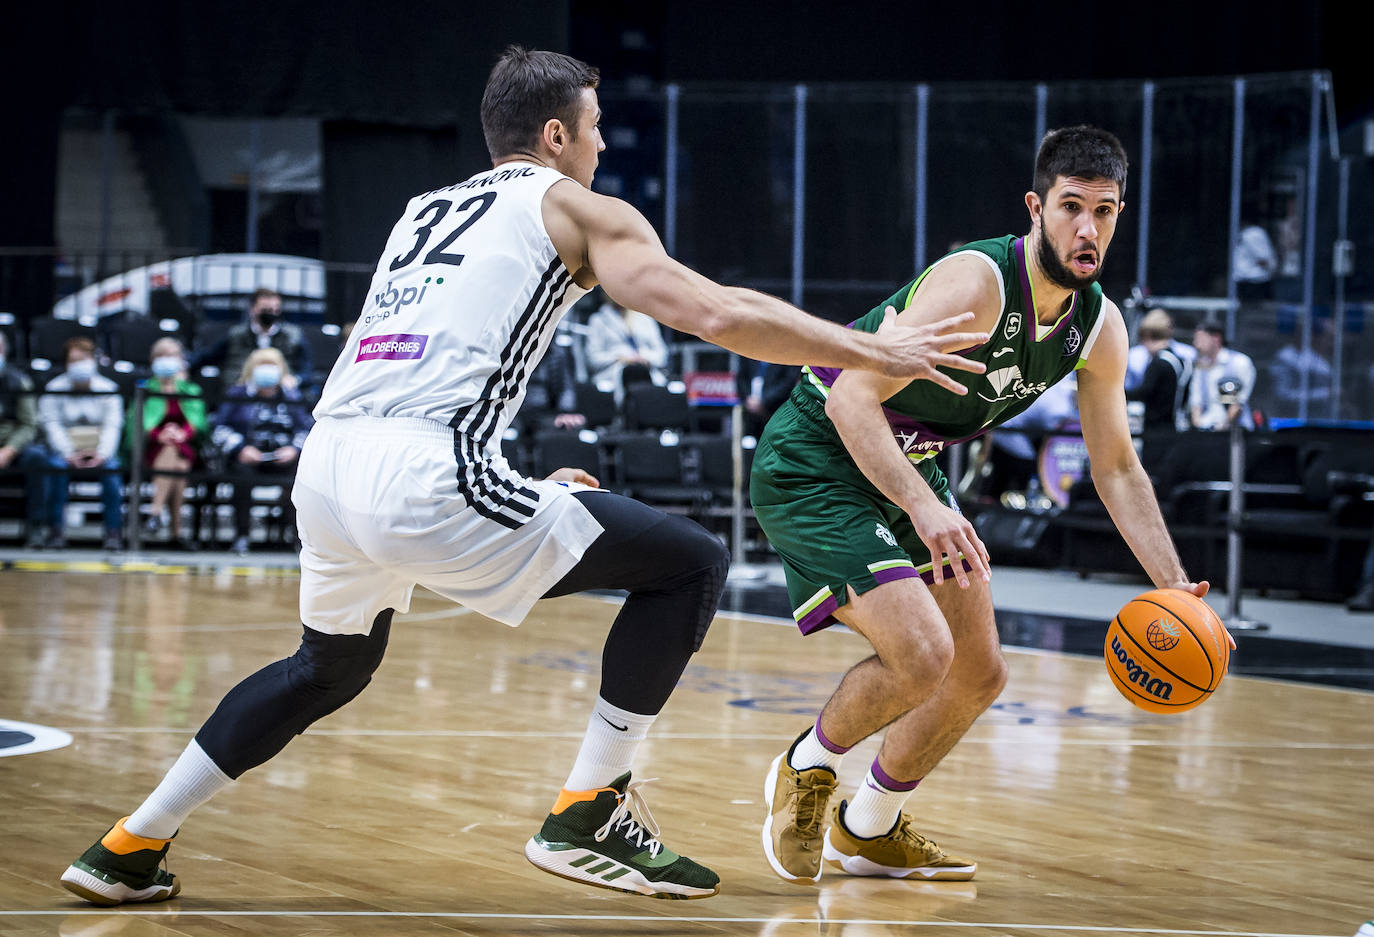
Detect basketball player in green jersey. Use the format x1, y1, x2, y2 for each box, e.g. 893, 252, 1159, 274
753, 125, 1233, 884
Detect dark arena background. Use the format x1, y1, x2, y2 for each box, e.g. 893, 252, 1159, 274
0, 3, 1371, 936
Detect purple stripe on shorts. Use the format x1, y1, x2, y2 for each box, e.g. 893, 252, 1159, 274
918, 557, 974, 585
871, 758, 922, 792
814, 719, 852, 755
873, 565, 921, 586
796, 594, 841, 635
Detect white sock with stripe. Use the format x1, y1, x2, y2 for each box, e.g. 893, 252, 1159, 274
842, 758, 921, 838
787, 716, 851, 772
563, 697, 656, 791
125, 740, 234, 840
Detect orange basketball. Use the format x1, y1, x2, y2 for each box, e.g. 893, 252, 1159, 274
1104, 588, 1229, 713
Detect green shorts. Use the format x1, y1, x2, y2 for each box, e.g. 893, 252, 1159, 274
749, 388, 967, 634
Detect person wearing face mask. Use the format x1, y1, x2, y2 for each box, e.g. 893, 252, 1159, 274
210, 347, 313, 555
36, 336, 125, 550
126, 337, 207, 549
191, 288, 313, 393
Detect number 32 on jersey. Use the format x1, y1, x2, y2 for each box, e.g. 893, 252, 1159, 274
389, 192, 497, 272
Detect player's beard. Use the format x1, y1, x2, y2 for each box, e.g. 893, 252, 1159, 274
1036, 216, 1102, 290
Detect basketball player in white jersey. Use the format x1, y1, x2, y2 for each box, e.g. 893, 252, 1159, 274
60, 46, 988, 904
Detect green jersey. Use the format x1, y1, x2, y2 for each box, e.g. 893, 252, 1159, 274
797, 235, 1108, 463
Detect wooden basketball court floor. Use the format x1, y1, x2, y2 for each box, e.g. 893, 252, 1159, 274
1, 565, 1371, 937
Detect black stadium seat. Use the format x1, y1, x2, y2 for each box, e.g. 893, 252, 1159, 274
531, 429, 603, 480
26, 317, 98, 365
624, 383, 690, 432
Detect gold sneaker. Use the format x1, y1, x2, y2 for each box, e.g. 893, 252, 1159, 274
823, 801, 976, 880
761, 729, 838, 884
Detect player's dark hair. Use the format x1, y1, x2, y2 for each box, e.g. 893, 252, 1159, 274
481, 45, 600, 161
1033, 125, 1128, 202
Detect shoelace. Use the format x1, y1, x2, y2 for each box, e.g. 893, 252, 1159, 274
792, 772, 838, 837
891, 816, 941, 858
594, 778, 664, 858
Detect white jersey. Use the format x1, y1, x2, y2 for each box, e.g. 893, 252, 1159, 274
316, 162, 589, 450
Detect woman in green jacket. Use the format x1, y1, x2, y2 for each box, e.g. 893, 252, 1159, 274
127, 337, 206, 547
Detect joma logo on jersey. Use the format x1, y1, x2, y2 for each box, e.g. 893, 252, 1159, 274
366, 276, 443, 325
1109, 635, 1174, 700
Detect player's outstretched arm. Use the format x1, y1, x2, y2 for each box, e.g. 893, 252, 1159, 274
543, 182, 987, 380
1077, 302, 1211, 599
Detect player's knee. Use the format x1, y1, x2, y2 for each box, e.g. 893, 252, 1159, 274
682, 522, 729, 650
290, 609, 393, 699
671, 516, 729, 580
977, 649, 1010, 706
886, 627, 955, 699
948, 641, 1008, 709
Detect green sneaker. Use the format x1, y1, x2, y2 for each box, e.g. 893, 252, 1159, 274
525, 773, 719, 899
60, 817, 180, 906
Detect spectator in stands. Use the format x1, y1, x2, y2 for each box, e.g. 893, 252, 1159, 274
585, 293, 669, 399
1268, 315, 1334, 421
1126, 309, 1192, 432
1125, 307, 1194, 392
1188, 319, 1256, 431
0, 331, 47, 547
37, 336, 125, 550
194, 288, 312, 392
127, 337, 207, 549
211, 348, 313, 555
738, 358, 799, 438
1233, 214, 1277, 306
525, 329, 585, 429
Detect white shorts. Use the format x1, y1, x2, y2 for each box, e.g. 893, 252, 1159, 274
293, 416, 603, 635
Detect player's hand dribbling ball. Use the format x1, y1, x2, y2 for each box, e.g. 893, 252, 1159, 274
1104, 588, 1229, 713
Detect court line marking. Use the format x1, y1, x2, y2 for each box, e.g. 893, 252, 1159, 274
0, 606, 473, 637
46, 726, 1374, 748
0, 910, 1345, 936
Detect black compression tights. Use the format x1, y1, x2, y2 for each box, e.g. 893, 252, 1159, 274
194, 491, 727, 778
544, 490, 730, 715
195, 611, 392, 779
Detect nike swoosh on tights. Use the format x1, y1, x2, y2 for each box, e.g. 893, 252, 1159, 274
599, 714, 629, 732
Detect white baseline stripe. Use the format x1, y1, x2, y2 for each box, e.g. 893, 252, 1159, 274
0, 911, 1343, 936
47, 726, 1374, 748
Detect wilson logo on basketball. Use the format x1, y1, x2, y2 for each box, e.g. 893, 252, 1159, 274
1109, 635, 1174, 700
1145, 618, 1181, 651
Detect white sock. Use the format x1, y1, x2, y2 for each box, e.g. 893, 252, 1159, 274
562, 697, 656, 791
124, 740, 234, 839
787, 721, 848, 773
842, 759, 921, 838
